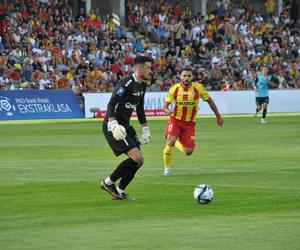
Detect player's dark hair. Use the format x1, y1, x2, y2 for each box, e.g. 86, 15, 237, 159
180, 67, 192, 73
134, 56, 152, 65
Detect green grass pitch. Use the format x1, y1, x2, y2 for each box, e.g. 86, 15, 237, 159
0, 114, 300, 250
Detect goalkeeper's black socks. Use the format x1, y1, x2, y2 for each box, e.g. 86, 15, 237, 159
119, 164, 140, 190
110, 158, 137, 183
262, 108, 267, 119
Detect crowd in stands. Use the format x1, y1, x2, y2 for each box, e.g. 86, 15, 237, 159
0, 0, 299, 94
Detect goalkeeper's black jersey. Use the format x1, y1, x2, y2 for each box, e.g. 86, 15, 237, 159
104, 74, 147, 127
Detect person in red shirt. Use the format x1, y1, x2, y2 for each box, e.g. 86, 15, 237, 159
173, 1, 182, 16
222, 81, 231, 91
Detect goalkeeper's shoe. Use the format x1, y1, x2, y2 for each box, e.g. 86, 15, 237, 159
100, 180, 122, 199
163, 167, 171, 176
112, 193, 135, 201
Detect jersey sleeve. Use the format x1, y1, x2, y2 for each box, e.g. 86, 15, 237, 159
136, 84, 147, 124
196, 83, 210, 101
165, 84, 177, 103
106, 78, 129, 118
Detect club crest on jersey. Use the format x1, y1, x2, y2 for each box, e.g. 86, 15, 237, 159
116, 87, 125, 96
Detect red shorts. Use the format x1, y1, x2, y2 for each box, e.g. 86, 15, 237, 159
165, 118, 196, 148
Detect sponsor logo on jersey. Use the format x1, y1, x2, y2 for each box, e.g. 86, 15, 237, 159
125, 102, 137, 109
132, 91, 143, 96
175, 101, 195, 106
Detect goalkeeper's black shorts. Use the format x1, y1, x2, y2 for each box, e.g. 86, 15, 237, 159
102, 122, 140, 156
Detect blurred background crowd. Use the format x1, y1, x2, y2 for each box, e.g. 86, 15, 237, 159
0, 0, 299, 95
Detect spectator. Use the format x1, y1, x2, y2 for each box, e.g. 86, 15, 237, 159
0, 0, 298, 93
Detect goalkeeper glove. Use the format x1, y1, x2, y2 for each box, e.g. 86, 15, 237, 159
139, 126, 151, 145
108, 120, 127, 141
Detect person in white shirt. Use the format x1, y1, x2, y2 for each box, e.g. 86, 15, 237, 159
254, 35, 263, 46
0, 75, 9, 89
192, 22, 201, 42
39, 73, 52, 89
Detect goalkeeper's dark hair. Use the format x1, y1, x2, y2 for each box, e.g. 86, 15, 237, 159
134, 56, 152, 66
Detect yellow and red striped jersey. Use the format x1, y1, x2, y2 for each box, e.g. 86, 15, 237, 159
165, 82, 210, 122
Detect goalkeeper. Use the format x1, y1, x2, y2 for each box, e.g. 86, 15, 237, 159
100, 56, 152, 200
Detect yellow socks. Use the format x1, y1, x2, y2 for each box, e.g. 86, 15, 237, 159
163, 144, 173, 168
175, 140, 184, 153
163, 141, 185, 169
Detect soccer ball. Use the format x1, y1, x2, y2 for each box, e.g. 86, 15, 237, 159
193, 184, 214, 204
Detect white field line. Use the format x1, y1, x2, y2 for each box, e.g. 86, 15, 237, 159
216, 184, 300, 190
1, 177, 300, 190
1, 113, 299, 125
148, 182, 300, 190
0, 167, 114, 170
0, 159, 119, 163
0, 177, 77, 182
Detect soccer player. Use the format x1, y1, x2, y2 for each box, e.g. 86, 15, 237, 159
100, 56, 152, 200
162, 67, 224, 176
253, 66, 273, 123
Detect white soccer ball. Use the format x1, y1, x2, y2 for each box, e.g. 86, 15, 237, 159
193, 184, 214, 204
